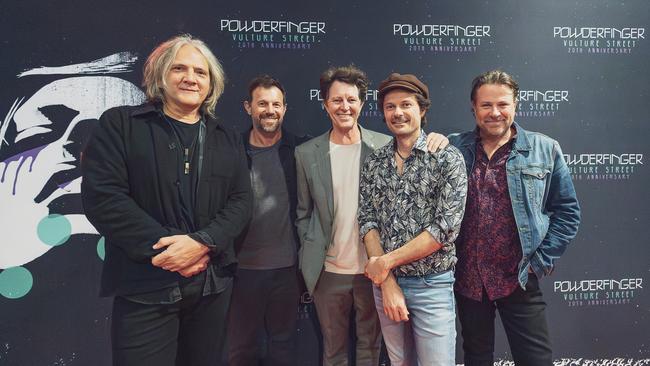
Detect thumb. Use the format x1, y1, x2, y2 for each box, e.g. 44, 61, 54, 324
153, 236, 175, 250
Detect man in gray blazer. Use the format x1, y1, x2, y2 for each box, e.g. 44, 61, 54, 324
295, 65, 448, 366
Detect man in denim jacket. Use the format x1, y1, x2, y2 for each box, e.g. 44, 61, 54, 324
449, 70, 581, 366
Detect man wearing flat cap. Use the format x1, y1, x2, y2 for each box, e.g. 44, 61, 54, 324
358, 73, 467, 365
296, 66, 449, 366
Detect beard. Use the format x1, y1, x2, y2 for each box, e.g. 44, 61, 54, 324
254, 114, 282, 133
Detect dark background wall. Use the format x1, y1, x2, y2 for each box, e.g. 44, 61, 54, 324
0, 1, 648, 365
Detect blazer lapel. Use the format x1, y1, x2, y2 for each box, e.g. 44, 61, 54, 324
359, 125, 379, 173
314, 132, 335, 220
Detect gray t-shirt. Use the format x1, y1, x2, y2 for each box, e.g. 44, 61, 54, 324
238, 141, 297, 270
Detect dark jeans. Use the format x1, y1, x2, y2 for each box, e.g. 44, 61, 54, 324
111, 280, 232, 366
228, 266, 300, 366
456, 275, 553, 366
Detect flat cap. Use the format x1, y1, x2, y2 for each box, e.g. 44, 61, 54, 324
377, 73, 429, 101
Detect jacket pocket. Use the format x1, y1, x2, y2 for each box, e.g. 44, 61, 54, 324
521, 167, 550, 208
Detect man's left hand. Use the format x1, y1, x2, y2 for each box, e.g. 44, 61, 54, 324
365, 256, 391, 285
425, 132, 449, 152
151, 235, 210, 272
380, 277, 409, 322
178, 254, 211, 278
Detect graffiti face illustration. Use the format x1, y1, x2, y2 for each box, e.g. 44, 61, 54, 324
0, 61, 145, 298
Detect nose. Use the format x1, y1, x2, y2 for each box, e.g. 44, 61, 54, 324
393, 106, 404, 117
490, 106, 500, 117
265, 104, 275, 114
183, 70, 197, 84
341, 100, 351, 110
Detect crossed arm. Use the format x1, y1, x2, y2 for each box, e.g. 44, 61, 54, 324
358, 144, 467, 322
362, 229, 442, 322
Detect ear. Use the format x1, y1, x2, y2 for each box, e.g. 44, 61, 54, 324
243, 100, 252, 115
470, 102, 476, 116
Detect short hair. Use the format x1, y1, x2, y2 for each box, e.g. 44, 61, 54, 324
319, 65, 369, 102
246, 75, 287, 104
470, 69, 519, 104
379, 90, 432, 126
142, 34, 225, 117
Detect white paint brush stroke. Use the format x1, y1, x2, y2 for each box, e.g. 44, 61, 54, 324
17, 52, 138, 77
13, 76, 145, 142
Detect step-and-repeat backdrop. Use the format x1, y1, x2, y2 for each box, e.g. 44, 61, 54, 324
1, 1, 648, 365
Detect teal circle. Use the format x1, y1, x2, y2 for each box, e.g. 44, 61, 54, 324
37, 214, 72, 246
97, 237, 105, 260
0, 267, 33, 299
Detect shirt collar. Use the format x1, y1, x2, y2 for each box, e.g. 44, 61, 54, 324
392, 129, 428, 155
413, 129, 428, 153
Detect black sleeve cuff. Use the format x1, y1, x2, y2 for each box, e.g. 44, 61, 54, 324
189, 231, 216, 251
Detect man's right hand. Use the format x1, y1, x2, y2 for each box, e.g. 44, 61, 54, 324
380, 276, 409, 322
425, 132, 450, 153
151, 235, 209, 271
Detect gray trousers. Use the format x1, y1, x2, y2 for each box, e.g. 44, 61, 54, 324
312, 271, 382, 366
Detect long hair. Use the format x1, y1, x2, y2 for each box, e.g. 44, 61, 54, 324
142, 34, 225, 117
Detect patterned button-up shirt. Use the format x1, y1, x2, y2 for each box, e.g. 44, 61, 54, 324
358, 131, 468, 277
455, 136, 523, 301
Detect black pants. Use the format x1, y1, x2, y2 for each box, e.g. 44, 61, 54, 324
228, 266, 300, 366
111, 281, 232, 366
456, 275, 553, 366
